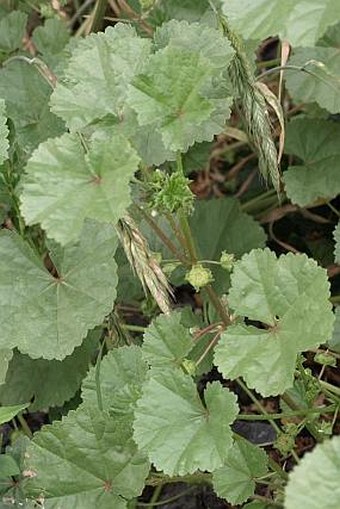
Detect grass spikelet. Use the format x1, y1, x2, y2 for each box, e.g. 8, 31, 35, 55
222, 18, 281, 193
116, 215, 173, 314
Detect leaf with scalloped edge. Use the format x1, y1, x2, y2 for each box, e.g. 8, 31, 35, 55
0, 99, 9, 165
0, 11, 27, 54
213, 438, 268, 505
283, 118, 340, 207
50, 24, 151, 131
81, 345, 148, 420
333, 221, 340, 264
286, 46, 340, 114
133, 369, 238, 475
284, 435, 340, 509
24, 404, 150, 509
328, 307, 340, 353
0, 329, 99, 411
222, 0, 340, 47
127, 43, 233, 152
214, 249, 334, 396
0, 221, 118, 360
20, 133, 139, 245
142, 311, 194, 368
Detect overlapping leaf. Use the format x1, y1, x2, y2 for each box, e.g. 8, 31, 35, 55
133, 369, 238, 475
24, 405, 150, 509
142, 311, 194, 368
0, 62, 64, 154
214, 249, 334, 396
20, 133, 139, 244
0, 99, 9, 165
284, 436, 340, 509
0, 221, 118, 360
50, 24, 151, 131
213, 438, 268, 505
127, 45, 233, 152
222, 0, 340, 46
283, 118, 340, 206
328, 307, 340, 353
0, 11, 27, 54
81, 345, 148, 420
0, 330, 99, 411
32, 17, 70, 71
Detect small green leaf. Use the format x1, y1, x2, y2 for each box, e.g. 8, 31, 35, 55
50, 24, 151, 131
0, 221, 118, 360
0, 349, 13, 385
222, 0, 340, 46
213, 438, 268, 505
0, 11, 27, 54
284, 435, 340, 509
283, 118, 340, 206
0, 403, 29, 425
214, 249, 334, 396
32, 18, 70, 70
0, 455, 20, 478
142, 311, 194, 368
25, 405, 150, 508
81, 345, 148, 419
0, 330, 99, 411
133, 369, 238, 475
20, 133, 140, 245
0, 99, 9, 165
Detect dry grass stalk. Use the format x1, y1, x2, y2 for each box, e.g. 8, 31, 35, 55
116, 215, 173, 314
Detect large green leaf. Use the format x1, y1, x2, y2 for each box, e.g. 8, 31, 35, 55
133, 369, 238, 475
286, 46, 340, 114
222, 0, 340, 46
127, 44, 233, 152
149, 0, 211, 24
0, 11, 27, 54
284, 436, 340, 509
0, 330, 99, 411
328, 307, 340, 353
20, 133, 139, 245
142, 311, 194, 368
214, 249, 334, 396
0, 221, 118, 360
213, 438, 268, 505
191, 197, 266, 260
25, 405, 150, 508
283, 118, 340, 206
0, 99, 9, 165
50, 24, 151, 131
81, 345, 148, 420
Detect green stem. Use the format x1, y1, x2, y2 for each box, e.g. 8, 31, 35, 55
137, 487, 196, 507
320, 380, 340, 397
122, 324, 146, 333
89, 0, 108, 32
237, 405, 336, 421
16, 413, 33, 439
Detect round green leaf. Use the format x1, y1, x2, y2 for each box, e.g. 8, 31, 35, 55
142, 311, 194, 368
0, 221, 118, 360
213, 438, 268, 505
127, 45, 233, 152
284, 436, 340, 509
215, 249, 334, 396
133, 369, 238, 475
20, 133, 140, 245
25, 405, 150, 508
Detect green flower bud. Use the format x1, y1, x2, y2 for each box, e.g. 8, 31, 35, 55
139, 0, 155, 10
314, 352, 337, 367
185, 264, 214, 292
220, 251, 236, 271
149, 170, 194, 214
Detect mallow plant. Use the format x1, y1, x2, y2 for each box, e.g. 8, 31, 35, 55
0, 0, 339, 507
